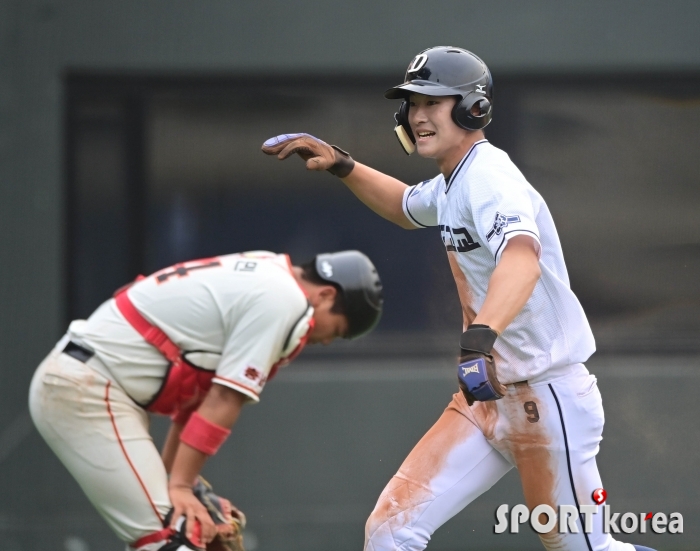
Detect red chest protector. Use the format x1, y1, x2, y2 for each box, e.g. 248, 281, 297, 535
114, 290, 214, 415
113, 288, 313, 417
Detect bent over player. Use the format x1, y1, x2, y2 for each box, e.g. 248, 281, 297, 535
262, 47, 655, 551
29, 250, 383, 551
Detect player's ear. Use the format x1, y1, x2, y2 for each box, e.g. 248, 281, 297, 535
309, 284, 337, 310
318, 285, 338, 303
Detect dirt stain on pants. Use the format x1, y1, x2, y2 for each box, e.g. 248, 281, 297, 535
365, 400, 476, 550
476, 383, 564, 550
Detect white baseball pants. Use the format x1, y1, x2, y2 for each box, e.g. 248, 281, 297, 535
364, 364, 635, 551
28, 338, 170, 548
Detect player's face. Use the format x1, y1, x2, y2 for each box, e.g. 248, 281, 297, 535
309, 312, 348, 345
308, 288, 349, 345
408, 93, 468, 159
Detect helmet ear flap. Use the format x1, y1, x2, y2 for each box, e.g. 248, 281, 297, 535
453, 92, 493, 131
393, 101, 416, 155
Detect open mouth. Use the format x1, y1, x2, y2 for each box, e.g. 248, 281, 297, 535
417, 131, 436, 139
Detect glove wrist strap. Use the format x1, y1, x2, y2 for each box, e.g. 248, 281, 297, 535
460, 324, 498, 355
328, 145, 355, 178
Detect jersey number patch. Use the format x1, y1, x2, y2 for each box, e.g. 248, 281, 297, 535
155, 259, 222, 283
524, 401, 540, 423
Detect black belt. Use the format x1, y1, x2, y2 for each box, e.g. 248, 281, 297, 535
62, 341, 95, 363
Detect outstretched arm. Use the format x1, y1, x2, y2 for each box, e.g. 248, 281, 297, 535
340, 162, 415, 229
262, 133, 414, 229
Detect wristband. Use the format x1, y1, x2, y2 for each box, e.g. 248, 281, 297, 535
180, 412, 231, 455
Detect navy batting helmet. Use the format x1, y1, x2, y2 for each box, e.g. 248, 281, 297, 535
314, 250, 383, 339
385, 46, 494, 154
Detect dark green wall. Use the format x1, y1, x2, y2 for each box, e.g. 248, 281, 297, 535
1, 2, 699, 549
0, 0, 700, 426
3, 355, 697, 550
3, 0, 700, 417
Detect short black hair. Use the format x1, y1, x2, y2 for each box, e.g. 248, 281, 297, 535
299, 259, 346, 315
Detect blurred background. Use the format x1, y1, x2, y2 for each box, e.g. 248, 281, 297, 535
1, 1, 699, 550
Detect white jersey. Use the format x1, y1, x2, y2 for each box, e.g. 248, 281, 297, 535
68, 252, 313, 403
402, 140, 595, 383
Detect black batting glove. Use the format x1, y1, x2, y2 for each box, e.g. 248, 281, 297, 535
261, 133, 355, 178
458, 324, 507, 406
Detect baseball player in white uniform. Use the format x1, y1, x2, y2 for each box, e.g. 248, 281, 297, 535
262, 47, 655, 551
29, 250, 383, 551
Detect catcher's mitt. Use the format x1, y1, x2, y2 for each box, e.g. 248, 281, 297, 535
193, 477, 246, 551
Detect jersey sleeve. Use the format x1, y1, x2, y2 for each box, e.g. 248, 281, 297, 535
402, 177, 440, 228
212, 287, 309, 402
466, 164, 542, 264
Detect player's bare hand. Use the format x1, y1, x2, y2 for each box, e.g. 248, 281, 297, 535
261, 133, 355, 177
169, 484, 218, 544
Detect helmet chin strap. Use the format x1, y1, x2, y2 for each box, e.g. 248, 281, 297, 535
394, 125, 416, 155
